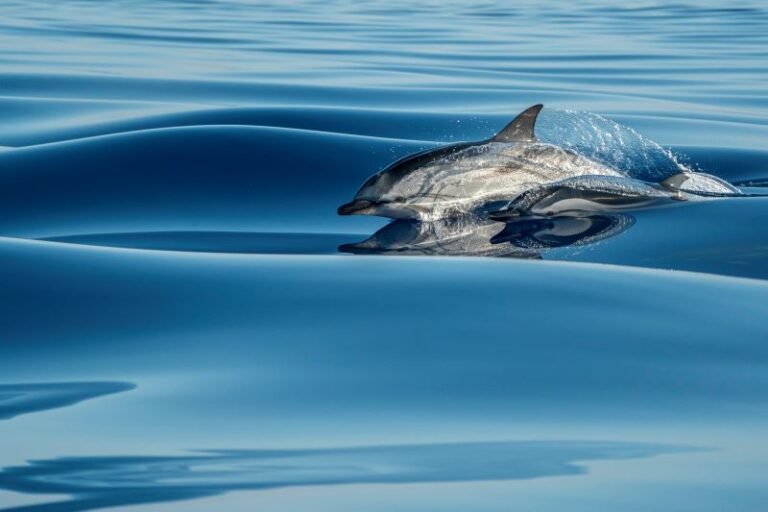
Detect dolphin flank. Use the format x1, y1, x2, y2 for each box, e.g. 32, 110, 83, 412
338, 104, 741, 220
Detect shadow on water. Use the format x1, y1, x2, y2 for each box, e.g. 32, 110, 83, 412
42, 231, 363, 255
0, 441, 694, 512
0, 382, 135, 421
340, 213, 633, 258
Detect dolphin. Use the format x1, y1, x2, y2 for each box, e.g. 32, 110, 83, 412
338, 104, 741, 220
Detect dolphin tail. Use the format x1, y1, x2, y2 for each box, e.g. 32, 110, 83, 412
491, 104, 543, 143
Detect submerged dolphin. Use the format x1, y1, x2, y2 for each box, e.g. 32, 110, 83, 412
338, 105, 741, 220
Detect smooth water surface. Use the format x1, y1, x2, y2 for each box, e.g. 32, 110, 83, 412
0, 1, 767, 511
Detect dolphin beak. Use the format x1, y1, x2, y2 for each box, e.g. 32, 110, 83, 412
338, 242, 372, 254
338, 237, 380, 254
338, 199, 374, 216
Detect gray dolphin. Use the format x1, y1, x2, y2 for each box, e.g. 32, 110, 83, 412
338, 105, 741, 220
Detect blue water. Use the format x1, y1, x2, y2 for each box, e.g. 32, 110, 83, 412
1, 1, 767, 510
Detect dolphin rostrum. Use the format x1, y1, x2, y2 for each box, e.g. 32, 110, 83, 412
338, 104, 741, 220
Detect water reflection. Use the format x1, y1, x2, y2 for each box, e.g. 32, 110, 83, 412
0, 441, 691, 512
0, 382, 135, 421
340, 213, 633, 257
490, 214, 634, 250
42, 231, 362, 255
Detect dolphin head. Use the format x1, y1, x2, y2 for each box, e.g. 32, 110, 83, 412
337, 171, 395, 217
337, 150, 445, 219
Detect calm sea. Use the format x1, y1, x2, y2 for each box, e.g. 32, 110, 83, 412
0, 1, 767, 511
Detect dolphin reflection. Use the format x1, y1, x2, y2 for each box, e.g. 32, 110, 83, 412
489, 214, 634, 250
339, 213, 633, 257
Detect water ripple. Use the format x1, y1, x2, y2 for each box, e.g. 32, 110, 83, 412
0, 382, 135, 421
0, 441, 693, 512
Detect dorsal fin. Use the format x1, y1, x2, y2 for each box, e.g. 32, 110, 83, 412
492, 104, 543, 143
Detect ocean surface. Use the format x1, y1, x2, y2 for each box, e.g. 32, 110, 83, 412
1, 1, 767, 510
